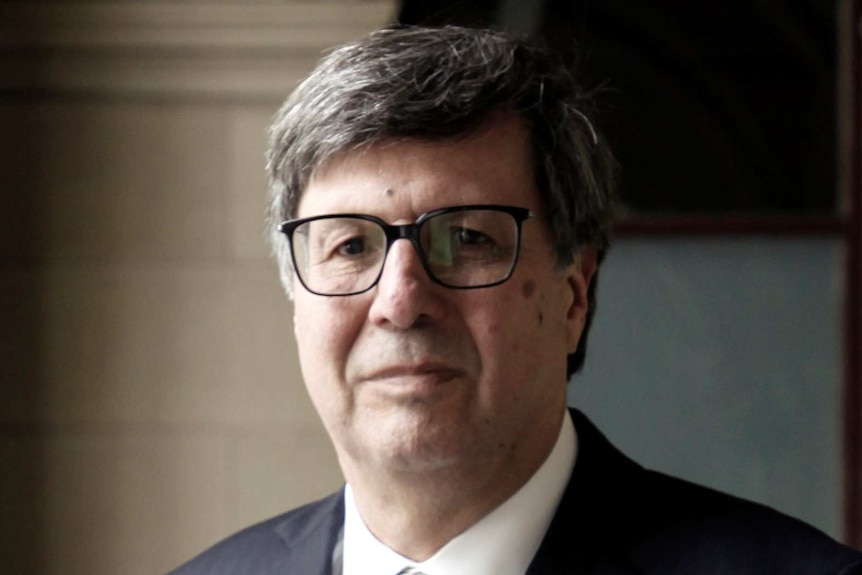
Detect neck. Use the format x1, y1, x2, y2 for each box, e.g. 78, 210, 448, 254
341, 410, 566, 561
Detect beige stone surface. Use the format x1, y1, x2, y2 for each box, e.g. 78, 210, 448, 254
1, 101, 230, 261
227, 105, 279, 262
0, 435, 46, 574
0, 271, 42, 423
0, 428, 238, 575
30, 263, 309, 426
0, 103, 38, 259
0, 2, 395, 573
39, 428, 231, 575
233, 421, 344, 529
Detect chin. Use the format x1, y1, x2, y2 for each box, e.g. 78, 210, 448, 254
359, 421, 468, 474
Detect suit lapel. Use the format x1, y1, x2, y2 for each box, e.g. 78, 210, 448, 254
285, 412, 643, 575
526, 409, 645, 575
274, 489, 345, 575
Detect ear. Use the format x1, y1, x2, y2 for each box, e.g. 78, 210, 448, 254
564, 248, 597, 354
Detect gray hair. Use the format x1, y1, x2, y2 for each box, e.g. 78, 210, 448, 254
266, 25, 617, 376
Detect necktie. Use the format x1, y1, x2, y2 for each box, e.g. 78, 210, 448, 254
396, 568, 427, 575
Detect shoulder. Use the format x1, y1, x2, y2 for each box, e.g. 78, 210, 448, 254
553, 410, 862, 574
166, 490, 344, 575
632, 469, 862, 573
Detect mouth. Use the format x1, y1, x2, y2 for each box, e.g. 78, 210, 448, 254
362, 364, 463, 392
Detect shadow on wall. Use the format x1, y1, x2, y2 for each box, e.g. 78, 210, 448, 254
1, 98, 49, 575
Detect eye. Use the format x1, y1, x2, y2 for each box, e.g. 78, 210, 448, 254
337, 236, 366, 256
452, 227, 493, 247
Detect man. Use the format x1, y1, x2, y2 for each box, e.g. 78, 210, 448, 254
170, 25, 862, 574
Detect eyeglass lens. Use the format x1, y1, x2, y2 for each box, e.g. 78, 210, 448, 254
291, 209, 520, 295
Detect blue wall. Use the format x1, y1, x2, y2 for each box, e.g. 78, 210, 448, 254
570, 237, 843, 537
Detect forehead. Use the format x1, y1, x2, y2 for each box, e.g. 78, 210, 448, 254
296, 115, 541, 219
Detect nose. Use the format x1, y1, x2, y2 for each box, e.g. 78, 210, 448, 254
367, 238, 446, 329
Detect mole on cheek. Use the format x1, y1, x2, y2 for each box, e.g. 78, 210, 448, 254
521, 280, 536, 298
537, 311, 544, 326
384, 188, 394, 198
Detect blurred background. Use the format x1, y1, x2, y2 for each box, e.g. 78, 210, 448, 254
1, 1, 860, 573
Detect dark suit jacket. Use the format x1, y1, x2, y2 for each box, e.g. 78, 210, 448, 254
169, 410, 862, 574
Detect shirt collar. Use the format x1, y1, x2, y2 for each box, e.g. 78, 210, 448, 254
342, 410, 577, 575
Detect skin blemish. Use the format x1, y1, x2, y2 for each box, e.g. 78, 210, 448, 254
521, 280, 536, 298
384, 188, 394, 198
537, 311, 544, 326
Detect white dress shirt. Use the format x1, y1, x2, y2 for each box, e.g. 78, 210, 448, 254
342, 411, 577, 575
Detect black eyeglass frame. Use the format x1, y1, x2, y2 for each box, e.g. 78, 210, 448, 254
277, 204, 534, 296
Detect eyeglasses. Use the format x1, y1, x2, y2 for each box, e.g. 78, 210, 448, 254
278, 204, 533, 296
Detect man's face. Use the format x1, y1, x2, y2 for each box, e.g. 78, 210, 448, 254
292, 115, 594, 481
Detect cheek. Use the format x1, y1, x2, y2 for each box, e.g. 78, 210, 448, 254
293, 295, 360, 374
520, 279, 548, 328
516, 277, 572, 366
293, 296, 367, 424
467, 288, 541, 373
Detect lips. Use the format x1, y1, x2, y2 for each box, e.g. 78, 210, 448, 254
354, 362, 466, 400
347, 331, 477, 390
364, 364, 463, 384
